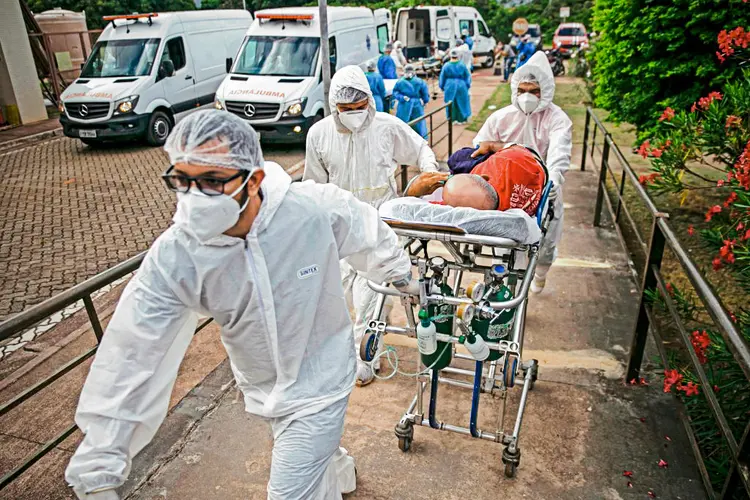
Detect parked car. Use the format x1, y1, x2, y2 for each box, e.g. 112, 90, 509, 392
60, 10, 251, 146
394, 6, 497, 68
552, 22, 589, 57
215, 7, 387, 143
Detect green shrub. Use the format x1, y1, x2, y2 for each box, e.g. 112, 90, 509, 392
591, 0, 750, 134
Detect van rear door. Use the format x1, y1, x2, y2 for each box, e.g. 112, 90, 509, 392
399, 8, 431, 60
435, 7, 453, 54
157, 35, 197, 116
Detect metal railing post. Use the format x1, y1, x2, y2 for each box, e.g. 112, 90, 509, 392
581, 109, 590, 171
720, 413, 750, 498
625, 214, 668, 381
615, 170, 626, 223
83, 295, 104, 342
429, 113, 434, 147
593, 134, 611, 227
448, 102, 454, 157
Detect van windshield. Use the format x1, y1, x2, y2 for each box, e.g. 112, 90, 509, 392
233, 36, 320, 77
81, 38, 160, 78
558, 27, 586, 37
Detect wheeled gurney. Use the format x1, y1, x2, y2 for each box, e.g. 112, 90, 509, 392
360, 180, 554, 478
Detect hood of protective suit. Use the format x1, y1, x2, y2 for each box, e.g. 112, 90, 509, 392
510, 51, 555, 114
329, 66, 377, 134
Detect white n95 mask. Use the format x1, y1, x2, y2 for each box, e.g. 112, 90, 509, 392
339, 110, 368, 132
516, 93, 540, 114
174, 175, 251, 242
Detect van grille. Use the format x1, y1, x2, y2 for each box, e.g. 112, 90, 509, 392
65, 101, 110, 120
225, 100, 280, 121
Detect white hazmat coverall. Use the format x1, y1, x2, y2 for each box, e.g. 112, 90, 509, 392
65, 162, 412, 499
304, 65, 437, 380
473, 51, 573, 281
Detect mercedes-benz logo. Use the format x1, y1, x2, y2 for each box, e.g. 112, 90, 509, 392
79, 104, 89, 117
243, 103, 256, 118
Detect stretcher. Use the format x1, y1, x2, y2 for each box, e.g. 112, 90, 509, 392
360, 180, 554, 478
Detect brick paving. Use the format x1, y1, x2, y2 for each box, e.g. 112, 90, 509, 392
0, 137, 304, 321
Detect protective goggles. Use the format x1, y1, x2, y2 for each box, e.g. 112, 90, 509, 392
161, 165, 249, 196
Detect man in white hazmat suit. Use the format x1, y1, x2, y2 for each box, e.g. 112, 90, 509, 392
304, 65, 440, 386
472, 51, 573, 293
392, 40, 408, 75
65, 109, 419, 499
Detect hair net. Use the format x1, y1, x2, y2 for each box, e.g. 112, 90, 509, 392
385, 42, 393, 51
404, 64, 415, 73
394, 41, 402, 49
164, 109, 263, 172
366, 60, 376, 71
333, 86, 369, 104
455, 39, 464, 46
449, 48, 459, 58
462, 29, 469, 36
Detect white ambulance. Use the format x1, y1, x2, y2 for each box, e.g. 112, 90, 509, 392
394, 6, 497, 68
214, 7, 389, 143
60, 10, 251, 146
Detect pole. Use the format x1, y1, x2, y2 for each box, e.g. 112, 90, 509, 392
242, 0, 246, 10
319, 0, 331, 116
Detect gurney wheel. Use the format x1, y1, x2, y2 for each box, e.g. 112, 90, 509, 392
395, 421, 414, 453
504, 462, 517, 478
503, 354, 518, 388
360, 332, 379, 362
398, 436, 412, 453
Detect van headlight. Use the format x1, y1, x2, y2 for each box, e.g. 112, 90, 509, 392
284, 98, 307, 117
214, 99, 224, 110
114, 95, 139, 115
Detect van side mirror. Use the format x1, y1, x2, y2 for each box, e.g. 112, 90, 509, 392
157, 60, 175, 81
226, 57, 233, 73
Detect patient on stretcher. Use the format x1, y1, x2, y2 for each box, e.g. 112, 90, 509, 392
405, 144, 547, 216
381, 145, 547, 244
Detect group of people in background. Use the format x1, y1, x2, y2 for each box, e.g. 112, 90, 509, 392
369, 31, 475, 134
495, 34, 538, 82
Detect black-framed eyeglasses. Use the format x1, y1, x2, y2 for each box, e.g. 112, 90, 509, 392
161, 165, 248, 196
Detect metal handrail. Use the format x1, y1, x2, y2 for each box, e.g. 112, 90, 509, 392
398, 101, 454, 192
582, 106, 750, 498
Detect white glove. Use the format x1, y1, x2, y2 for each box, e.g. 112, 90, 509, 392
73, 488, 120, 500
548, 171, 564, 201
403, 96, 410, 102
393, 278, 420, 296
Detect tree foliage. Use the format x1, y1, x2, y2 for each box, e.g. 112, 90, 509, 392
591, 0, 750, 132
27, 0, 197, 29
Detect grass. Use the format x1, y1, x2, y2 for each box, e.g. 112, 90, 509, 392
466, 84, 510, 132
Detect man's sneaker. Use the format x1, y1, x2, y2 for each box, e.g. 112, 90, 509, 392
530, 276, 546, 294
355, 362, 374, 387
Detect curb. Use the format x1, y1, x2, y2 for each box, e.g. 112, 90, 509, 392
0, 127, 63, 154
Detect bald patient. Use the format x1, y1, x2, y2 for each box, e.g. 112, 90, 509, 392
442, 174, 498, 210
404, 171, 498, 210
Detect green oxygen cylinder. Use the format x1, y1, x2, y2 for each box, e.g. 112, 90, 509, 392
470, 265, 515, 361
422, 282, 454, 370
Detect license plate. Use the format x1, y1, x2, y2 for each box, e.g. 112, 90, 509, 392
79, 129, 96, 138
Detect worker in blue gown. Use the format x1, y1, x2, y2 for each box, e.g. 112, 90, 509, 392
365, 60, 387, 112
516, 34, 537, 70
377, 42, 398, 80
393, 64, 430, 138
439, 49, 472, 124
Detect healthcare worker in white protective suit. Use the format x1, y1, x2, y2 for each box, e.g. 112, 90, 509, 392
304, 65, 440, 386
392, 40, 408, 75
472, 51, 572, 293
65, 109, 419, 500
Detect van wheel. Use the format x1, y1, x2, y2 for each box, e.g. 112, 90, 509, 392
146, 111, 172, 146
482, 53, 495, 69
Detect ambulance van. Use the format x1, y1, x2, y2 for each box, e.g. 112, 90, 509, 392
60, 10, 251, 146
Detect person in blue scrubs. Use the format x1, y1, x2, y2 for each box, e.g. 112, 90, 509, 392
364, 60, 387, 112
393, 64, 430, 138
439, 49, 472, 124
377, 43, 398, 80
461, 29, 474, 51
516, 34, 537, 69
